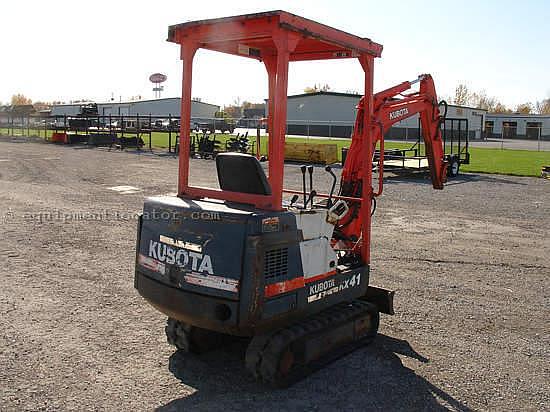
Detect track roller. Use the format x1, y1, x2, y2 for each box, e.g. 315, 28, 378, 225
245, 300, 379, 387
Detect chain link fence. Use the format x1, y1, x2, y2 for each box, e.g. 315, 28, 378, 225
1, 114, 549, 152
482, 125, 550, 151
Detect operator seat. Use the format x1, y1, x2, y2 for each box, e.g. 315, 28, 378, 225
216, 153, 271, 195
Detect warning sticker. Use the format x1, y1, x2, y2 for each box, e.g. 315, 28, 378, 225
184, 272, 239, 293
138, 254, 166, 275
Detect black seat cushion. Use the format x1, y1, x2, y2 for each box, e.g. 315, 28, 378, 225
216, 153, 271, 195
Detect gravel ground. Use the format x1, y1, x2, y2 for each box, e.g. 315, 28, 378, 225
0, 137, 548, 411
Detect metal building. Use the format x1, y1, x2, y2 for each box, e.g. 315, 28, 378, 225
281, 91, 487, 139
284, 92, 362, 138
51, 98, 219, 119
390, 104, 487, 140
485, 113, 550, 139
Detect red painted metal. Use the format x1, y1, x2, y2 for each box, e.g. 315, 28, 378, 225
338, 74, 448, 260
169, 10, 382, 216
168, 11, 445, 266
50, 132, 67, 143
264, 270, 337, 298
264, 276, 305, 298
282, 189, 362, 203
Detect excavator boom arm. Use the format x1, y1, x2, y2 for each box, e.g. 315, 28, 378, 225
343, 74, 447, 188
337, 74, 447, 256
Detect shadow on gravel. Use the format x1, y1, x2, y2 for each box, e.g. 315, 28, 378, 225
384, 171, 526, 186
158, 334, 472, 411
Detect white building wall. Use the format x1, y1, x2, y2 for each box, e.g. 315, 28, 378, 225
392, 105, 486, 139
486, 114, 550, 136
283, 92, 487, 139
286, 94, 360, 124
52, 98, 219, 119
190, 101, 220, 119
50, 104, 81, 116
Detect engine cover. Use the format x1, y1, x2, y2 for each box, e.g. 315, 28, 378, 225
135, 195, 369, 335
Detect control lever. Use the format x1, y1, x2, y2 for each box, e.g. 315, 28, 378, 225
289, 194, 299, 207
325, 165, 337, 208
305, 190, 317, 209
307, 165, 314, 208
300, 165, 307, 208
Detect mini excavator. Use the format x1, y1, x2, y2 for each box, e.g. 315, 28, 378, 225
134, 11, 448, 386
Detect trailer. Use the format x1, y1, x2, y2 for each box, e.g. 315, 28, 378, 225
379, 117, 470, 177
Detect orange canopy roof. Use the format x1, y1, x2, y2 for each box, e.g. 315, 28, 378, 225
168, 10, 383, 61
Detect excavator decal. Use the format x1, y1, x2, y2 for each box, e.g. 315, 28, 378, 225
389, 108, 409, 120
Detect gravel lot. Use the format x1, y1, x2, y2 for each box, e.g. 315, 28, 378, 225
0, 137, 548, 411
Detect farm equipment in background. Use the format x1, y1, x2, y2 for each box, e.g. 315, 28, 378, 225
225, 132, 251, 153
66, 104, 96, 143
67, 103, 99, 133
134, 11, 448, 386
542, 166, 550, 179
196, 118, 236, 134
115, 136, 145, 150
49, 131, 68, 144
189, 131, 222, 159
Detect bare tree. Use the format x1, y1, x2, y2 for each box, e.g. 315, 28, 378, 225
493, 102, 512, 114
452, 84, 470, 106
452, 84, 513, 113
515, 102, 533, 114
222, 105, 241, 119
535, 98, 550, 115
11, 94, 32, 105
470, 91, 497, 111
304, 83, 331, 93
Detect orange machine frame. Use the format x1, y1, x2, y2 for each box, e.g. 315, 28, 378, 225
169, 11, 382, 263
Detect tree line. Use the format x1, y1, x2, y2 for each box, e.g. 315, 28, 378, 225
298, 84, 550, 115
218, 98, 265, 119
5, 86, 550, 116
450, 84, 549, 115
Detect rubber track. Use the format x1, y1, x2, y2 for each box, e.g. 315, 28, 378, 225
246, 300, 379, 387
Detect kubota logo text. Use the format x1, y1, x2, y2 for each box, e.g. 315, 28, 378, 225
148, 240, 213, 274
389, 108, 409, 120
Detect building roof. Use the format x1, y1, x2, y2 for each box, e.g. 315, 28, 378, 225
287, 91, 362, 99
447, 104, 487, 112
0, 104, 35, 114
51, 97, 219, 108
284, 92, 488, 113
486, 112, 549, 119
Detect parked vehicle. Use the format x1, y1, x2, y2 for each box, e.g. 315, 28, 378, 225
196, 118, 235, 134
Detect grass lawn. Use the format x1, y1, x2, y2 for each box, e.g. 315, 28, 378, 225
150, 133, 550, 177
461, 148, 550, 177
1, 128, 548, 177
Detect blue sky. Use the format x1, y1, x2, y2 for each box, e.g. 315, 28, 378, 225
1, 0, 548, 108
